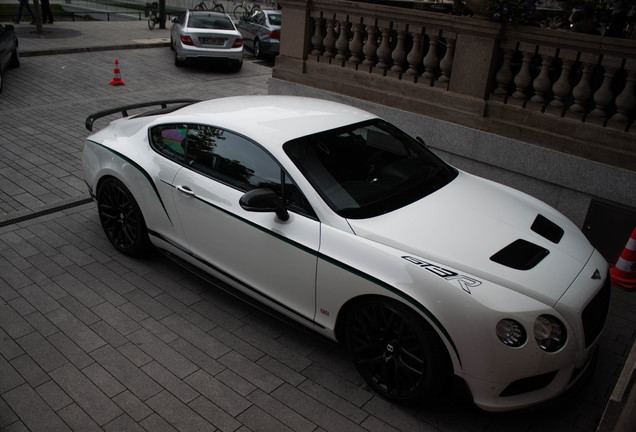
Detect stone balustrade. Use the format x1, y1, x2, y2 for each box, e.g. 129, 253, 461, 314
272, 0, 636, 171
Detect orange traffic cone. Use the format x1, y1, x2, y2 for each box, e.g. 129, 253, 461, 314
610, 227, 636, 292
110, 59, 125, 86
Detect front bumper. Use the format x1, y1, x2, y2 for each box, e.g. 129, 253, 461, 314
464, 249, 610, 411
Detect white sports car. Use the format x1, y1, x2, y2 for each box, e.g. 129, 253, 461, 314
82, 96, 610, 412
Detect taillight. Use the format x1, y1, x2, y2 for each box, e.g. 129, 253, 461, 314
269, 31, 280, 40
232, 38, 244, 48
180, 35, 194, 46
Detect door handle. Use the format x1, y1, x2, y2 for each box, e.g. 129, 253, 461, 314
176, 185, 195, 196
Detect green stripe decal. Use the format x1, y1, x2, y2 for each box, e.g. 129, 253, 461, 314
92, 141, 173, 225
191, 192, 461, 364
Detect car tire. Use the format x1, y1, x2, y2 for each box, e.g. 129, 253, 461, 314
254, 39, 262, 60
0, 69, 3, 94
97, 177, 150, 256
346, 297, 452, 404
9, 47, 20, 68
175, 53, 185, 67
228, 60, 242, 72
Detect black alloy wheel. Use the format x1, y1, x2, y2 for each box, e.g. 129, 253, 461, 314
97, 178, 149, 255
346, 298, 451, 404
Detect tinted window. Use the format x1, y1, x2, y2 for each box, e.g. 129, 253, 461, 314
284, 119, 458, 219
186, 125, 281, 192
150, 124, 187, 163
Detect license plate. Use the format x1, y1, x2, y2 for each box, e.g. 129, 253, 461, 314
200, 37, 225, 46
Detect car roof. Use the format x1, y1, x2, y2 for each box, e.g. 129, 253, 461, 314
161, 95, 378, 150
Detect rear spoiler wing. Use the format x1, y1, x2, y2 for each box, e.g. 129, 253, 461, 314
85, 99, 201, 131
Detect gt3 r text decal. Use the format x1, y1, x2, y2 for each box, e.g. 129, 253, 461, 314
402, 256, 482, 294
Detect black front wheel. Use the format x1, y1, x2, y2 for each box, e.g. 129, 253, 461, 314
97, 178, 150, 256
346, 298, 452, 404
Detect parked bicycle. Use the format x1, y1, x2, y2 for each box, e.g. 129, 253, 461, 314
232, 1, 260, 20
145, 2, 160, 30
193, 0, 225, 12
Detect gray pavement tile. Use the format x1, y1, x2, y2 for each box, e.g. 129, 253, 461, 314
184, 369, 251, 417
139, 316, 179, 344
216, 368, 257, 397
104, 413, 147, 432
112, 390, 153, 422
160, 313, 230, 359
47, 306, 105, 352
124, 289, 173, 321
188, 395, 242, 432
141, 361, 199, 404
47, 331, 94, 369
116, 342, 153, 368
168, 338, 225, 377
90, 345, 162, 401
0, 303, 34, 339
91, 301, 142, 336
236, 404, 295, 432
0, 397, 19, 429
89, 319, 129, 348
8, 296, 36, 316
82, 362, 126, 398
246, 389, 317, 432
18, 285, 61, 314
57, 403, 102, 432
146, 390, 216, 432
127, 328, 198, 379
0, 327, 25, 360
23, 311, 58, 338
0, 355, 26, 394
271, 383, 368, 432
35, 379, 73, 412
10, 355, 49, 388
2, 384, 70, 432
218, 350, 283, 394
16, 330, 69, 372
139, 413, 179, 432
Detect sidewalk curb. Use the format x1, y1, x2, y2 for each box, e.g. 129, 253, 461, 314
19, 41, 171, 57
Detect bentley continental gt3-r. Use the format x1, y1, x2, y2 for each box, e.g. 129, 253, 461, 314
82, 96, 611, 412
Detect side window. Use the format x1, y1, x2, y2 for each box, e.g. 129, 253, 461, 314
186, 125, 281, 192
149, 124, 187, 163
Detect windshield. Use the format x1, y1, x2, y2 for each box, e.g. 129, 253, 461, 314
284, 119, 458, 219
189, 13, 234, 30
267, 13, 281, 26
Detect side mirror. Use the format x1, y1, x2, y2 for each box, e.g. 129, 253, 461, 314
239, 188, 289, 221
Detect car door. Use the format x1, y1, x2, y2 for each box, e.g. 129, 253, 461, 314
171, 124, 320, 323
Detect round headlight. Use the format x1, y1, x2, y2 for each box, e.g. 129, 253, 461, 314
534, 315, 567, 352
496, 319, 527, 347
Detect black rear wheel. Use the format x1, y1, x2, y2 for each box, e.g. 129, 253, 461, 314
97, 178, 150, 256
346, 298, 451, 404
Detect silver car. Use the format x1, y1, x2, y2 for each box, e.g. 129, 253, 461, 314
236, 9, 281, 59
171, 10, 243, 71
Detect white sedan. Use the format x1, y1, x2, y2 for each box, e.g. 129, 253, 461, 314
82, 96, 610, 412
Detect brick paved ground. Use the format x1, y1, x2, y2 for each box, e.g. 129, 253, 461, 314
0, 21, 635, 432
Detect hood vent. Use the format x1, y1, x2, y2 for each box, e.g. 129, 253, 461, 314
490, 239, 550, 270
531, 214, 564, 244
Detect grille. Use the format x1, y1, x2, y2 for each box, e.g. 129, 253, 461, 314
582, 273, 611, 348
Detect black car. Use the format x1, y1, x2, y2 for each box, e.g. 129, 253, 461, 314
236, 9, 280, 59
0, 23, 19, 94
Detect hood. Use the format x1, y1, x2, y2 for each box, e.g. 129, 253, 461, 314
346, 172, 594, 306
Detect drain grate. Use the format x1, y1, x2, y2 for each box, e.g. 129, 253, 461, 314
0, 198, 95, 228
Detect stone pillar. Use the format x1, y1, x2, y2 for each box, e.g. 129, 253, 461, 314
447, 22, 502, 99
273, 0, 313, 78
